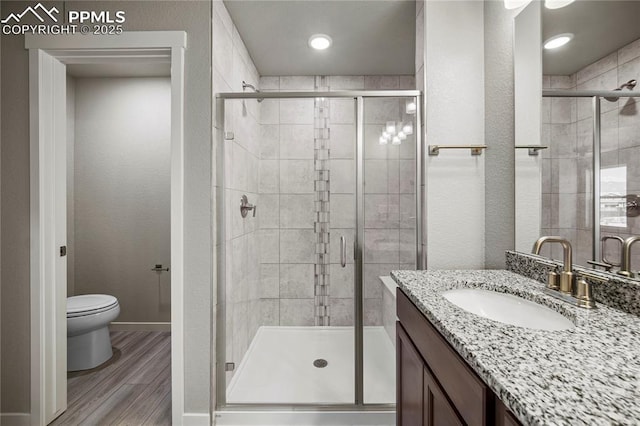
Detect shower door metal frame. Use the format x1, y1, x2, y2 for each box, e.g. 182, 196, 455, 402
214, 90, 423, 413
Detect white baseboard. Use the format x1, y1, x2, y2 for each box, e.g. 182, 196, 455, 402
110, 322, 171, 332
183, 412, 211, 425
214, 410, 395, 426
1, 413, 30, 426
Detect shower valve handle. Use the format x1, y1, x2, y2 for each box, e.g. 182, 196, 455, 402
240, 194, 257, 218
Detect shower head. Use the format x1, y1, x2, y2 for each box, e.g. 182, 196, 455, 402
242, 80, 263, 103
621, 79, 637, 90
604, 79, 637, 102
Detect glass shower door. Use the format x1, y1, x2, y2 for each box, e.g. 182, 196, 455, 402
361, 96, 418, 404
221, 94, 359, 405
217, 91, 421, 409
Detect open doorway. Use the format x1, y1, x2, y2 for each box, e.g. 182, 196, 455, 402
27, 32, 186, 425
50, 69, 172, 424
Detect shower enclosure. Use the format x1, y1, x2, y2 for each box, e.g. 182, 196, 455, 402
215, 88, 422, 411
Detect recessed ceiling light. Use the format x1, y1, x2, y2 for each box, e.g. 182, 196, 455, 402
309, 34, 332, 50
545, 0, 575, 9
544, 33, 573, 50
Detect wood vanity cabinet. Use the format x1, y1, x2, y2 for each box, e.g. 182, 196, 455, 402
397, 289, 522, 426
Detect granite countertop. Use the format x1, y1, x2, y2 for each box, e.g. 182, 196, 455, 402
391, 269, 640, 426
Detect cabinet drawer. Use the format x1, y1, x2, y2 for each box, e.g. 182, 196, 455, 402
398, 289, 490, 426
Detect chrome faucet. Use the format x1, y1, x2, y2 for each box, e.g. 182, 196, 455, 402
532, 236, 574, 294
618, 236, 640, 278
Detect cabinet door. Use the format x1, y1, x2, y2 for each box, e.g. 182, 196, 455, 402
397, 323, 424, 426
424, 367, 464, 426
496, 399, 522, 426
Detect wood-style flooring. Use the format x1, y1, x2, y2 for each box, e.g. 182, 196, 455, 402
50, 331, 171, 426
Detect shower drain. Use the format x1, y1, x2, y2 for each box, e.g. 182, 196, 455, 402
313, 358, 328, 368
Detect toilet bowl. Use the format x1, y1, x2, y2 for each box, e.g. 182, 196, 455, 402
67, 294, 120, 371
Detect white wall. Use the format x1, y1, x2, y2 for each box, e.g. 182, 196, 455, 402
72, 77, 171, 323
423, 1, 486, 269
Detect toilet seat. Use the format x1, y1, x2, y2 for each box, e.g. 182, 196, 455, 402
67, 294, 119, 318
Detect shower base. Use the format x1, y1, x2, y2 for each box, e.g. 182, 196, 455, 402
226, 326, 396, 405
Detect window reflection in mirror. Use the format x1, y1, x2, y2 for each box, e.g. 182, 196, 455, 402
601, 166, 627, 228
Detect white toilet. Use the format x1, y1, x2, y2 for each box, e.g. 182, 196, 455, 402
67, 294, 120, 371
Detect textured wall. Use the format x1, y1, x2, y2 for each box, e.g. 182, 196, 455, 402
417, 1, 519, 271
0, 0, 211, 415
514, 2, 543, 253
0, 0, 48, 413
72, 77, 171, 322
484, 1, 520, 268
424, 1, 486, 269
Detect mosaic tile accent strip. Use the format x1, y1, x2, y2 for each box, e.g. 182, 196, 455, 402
314, 76, 331, 326
506, 250, 640, 316
391, 269, 640, 425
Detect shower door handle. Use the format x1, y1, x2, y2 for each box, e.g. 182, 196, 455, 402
340, 236, 347, 268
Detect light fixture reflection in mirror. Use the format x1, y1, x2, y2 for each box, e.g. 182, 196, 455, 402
405, 100, 416, 115
386, 121, 396, 134
544, 33, 573, 50
545, 0, 575, 10
504, 0, 532, 10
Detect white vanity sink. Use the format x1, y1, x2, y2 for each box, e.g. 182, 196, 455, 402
442, 288, 575, 331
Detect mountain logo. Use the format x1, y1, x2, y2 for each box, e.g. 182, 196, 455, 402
1, 3, 59, 24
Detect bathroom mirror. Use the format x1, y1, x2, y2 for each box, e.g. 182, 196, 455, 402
514, 1, 640, 279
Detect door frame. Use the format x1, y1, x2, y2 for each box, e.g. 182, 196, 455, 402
26, 31, 186, 425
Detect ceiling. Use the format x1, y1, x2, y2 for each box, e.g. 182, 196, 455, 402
223, 0, 416, 76
543, 1, 640, 75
